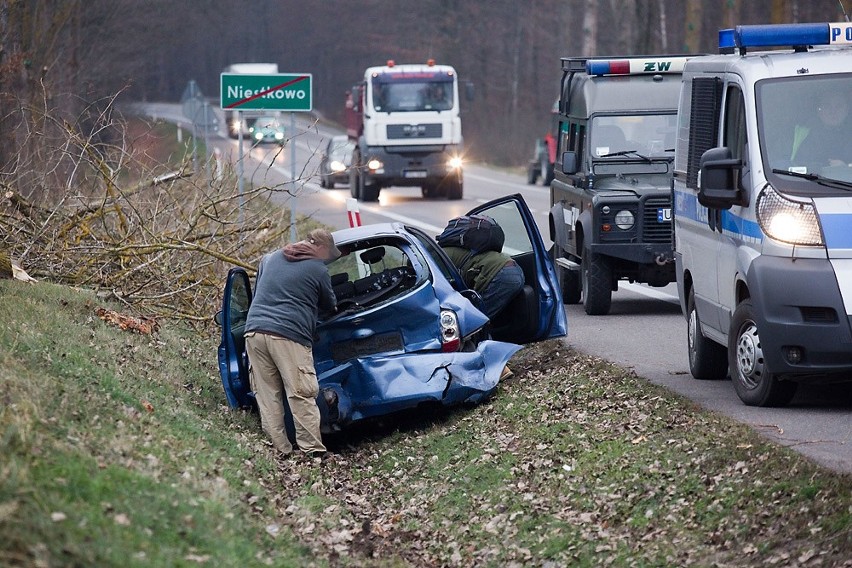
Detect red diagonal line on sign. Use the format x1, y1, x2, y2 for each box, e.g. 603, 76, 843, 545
225, 75, 309, 109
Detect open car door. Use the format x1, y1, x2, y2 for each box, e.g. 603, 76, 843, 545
467, 193, 567, 343
216, 267, 254, 408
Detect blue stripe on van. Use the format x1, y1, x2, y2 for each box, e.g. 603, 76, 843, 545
674, 190, 763, 241
821, 214, 852, 249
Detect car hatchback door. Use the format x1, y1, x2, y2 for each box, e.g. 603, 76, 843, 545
466, 193, 568, 342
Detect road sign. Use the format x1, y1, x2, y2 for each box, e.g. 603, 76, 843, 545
220, 73, 312, 112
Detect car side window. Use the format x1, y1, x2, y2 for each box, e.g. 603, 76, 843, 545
474, 202, 533, 257
724, 85, 747, 162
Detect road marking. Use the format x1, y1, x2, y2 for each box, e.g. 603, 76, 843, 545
465, 170, 550, 195
621, 282, 680, 304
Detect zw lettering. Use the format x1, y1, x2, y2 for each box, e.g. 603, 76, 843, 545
643, 61, 672, 72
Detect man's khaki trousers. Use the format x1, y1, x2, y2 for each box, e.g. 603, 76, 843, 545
245, 332, 327, 454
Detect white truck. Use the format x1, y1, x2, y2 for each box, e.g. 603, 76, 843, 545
673, 22, 852, 406
221, 63, 280, 138
344, 60, 466, 202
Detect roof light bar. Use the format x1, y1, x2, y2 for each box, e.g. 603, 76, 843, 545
719, 22, 852, 53
585, 57, 690, 76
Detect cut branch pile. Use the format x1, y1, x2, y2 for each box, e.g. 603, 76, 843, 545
1, 99, 311, 324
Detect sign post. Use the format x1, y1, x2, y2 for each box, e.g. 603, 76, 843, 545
220, 73, 313, 237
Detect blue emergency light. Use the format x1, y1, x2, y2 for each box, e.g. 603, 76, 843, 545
719, 22, 852, 53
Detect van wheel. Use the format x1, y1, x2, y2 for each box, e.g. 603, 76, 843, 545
729, 299, 797, 407
551, 246, 580, 304
687, 288, 728, 380
582, 250, 611, 315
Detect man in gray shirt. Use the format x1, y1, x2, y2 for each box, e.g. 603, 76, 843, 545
244, 228, 340, 459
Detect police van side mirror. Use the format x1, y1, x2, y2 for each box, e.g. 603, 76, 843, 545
697, 147, 741, 210
561, 151, 578, 175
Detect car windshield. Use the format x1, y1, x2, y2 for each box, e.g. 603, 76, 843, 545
758, 75, 852, 189
590, 114, 677, 158
254, 117, 280, 129
372, 76, 454, 112
328, 138, 354, 160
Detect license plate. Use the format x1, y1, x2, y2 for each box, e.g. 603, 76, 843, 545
404, 170, 427, 178
657, 208, 672, 222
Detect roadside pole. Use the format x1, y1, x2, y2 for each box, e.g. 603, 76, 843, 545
289, 111, 297, 243
238, 110, 244, 224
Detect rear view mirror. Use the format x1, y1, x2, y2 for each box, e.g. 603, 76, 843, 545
561, 151, 578, 175
698, 147, 741, 210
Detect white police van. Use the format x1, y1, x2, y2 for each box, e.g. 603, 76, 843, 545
674, 22, 852, 406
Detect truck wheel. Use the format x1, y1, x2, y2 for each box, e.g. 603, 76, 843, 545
527, 165, 539, 185
542, 156, 555, 186
582, 250, 612, 315
728, 299, 797, 407
421, 184, 435, 198
551, 246, 580, 304
687, 288, 727, 380
360, 175, 380, 202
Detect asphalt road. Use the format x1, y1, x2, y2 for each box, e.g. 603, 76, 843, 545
135, 103, 852, 474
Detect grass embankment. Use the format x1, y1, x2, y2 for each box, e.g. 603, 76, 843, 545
1, 280, 850, 567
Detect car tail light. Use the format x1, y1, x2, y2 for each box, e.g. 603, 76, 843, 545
440, 309, 460, 352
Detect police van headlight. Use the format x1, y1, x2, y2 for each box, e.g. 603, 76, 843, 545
614, 210, 635, 230
756, 185, 823, 246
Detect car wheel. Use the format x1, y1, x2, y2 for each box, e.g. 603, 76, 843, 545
551, 246, 580, 304
445, 179, 463, 200
728, 299, 797, 407
687, 287, 728, 380
582, 249, 612, 315
349, 156, 360, 198
327, 180, 336, 189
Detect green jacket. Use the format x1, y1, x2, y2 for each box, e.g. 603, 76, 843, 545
442, 246, 510, 292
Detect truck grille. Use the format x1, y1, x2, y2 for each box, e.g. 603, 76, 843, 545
642, 196, 672, 243
387, 123, 443, 139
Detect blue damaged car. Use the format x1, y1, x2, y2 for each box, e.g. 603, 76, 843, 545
216, 194, 567, 432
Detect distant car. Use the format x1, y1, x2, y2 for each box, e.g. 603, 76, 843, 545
249, 116, 285, 146
319, 135, 355, 188
216, 194, 567, 432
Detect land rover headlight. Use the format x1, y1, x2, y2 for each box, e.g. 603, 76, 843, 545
330, 160, 346, 172
756, 185, 823, 246
614, 210, 635, 230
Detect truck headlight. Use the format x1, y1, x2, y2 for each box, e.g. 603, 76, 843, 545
757, 185, 823, 246
448, 156, 463, 170
614, 210, 635, 230
330, 160, 346, 172
367, 158, 383, 171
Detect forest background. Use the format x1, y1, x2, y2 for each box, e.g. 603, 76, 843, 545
1, 0, 848, 168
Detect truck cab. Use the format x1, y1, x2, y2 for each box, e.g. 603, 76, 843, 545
346, 60, 465, 202
674, 22, 852, 406
549, 56, 689, 315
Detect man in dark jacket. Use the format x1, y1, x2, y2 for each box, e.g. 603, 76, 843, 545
244, 228, 340, 459
441, 246, 524, 320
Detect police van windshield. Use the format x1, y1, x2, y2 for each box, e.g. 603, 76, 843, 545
759, 75, 852, 188
590, 114, 677, 158
372, 77, 454, 112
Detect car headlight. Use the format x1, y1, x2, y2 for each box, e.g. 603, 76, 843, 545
448, 156, 463, 169
614, 210, 635, 230
275, 132, 284, 140
254, 132, 263, 140
367, 158, 383, 171
757, 185, 823, 246
439, 309, 460, 352
330, 160, 346, 172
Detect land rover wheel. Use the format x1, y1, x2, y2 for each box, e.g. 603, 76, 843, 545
729, 299, 797, 407
551, 246, 580, 304
687, 288, 727, 380
582, 249, 612, 315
